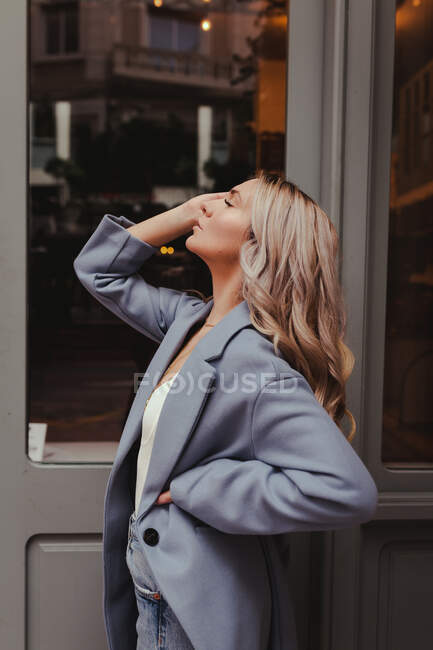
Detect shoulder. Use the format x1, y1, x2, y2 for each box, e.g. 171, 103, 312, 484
172, 294, 211, 320
221, 325, 307, 391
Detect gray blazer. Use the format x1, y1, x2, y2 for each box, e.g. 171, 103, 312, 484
73, 213, 378, 650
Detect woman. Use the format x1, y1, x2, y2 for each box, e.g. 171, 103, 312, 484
73, 170, 378, 650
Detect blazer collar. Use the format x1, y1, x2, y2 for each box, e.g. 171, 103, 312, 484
141, 296, 254, 389
187, 297, 253, 361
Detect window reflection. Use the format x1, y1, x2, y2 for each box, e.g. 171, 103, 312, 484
29, 0, 288, 463
382, 0, 433, 466
43, 0, 79, 55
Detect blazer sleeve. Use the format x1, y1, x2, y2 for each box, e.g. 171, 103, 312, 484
169, 374, 379, 535
73, 213, 199, 343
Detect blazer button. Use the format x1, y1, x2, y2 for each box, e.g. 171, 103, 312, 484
143, 528, 159, 546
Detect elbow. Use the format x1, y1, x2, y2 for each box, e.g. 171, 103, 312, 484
349, 478, 379, 525
72, 256, 84, 283
73, 255, 95, 292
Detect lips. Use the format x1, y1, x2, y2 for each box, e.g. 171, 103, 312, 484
195, 221, 203, 230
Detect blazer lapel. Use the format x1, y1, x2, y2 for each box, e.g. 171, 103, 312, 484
136, 354, 217, 518
112, 299, 214, 472
112, 298, 254, 519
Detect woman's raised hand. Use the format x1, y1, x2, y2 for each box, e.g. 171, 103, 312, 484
177, 191, 227, 231
126, 191, 226, 247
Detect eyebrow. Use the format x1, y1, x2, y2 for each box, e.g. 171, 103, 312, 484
229, 188, 242, 203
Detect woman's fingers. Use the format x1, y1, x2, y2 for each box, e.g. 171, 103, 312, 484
185, 191, 226, 216
200, 191, 226, 200
155, 490, 172, 505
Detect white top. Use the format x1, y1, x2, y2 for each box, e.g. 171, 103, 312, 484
134, 371, 180, 514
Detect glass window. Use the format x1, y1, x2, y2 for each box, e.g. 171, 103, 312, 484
382, 0, 433, 467
29, 0, 288, 463
65, 6, 79, 53
149, 13, 200, 52
149, 16, 173, 50
43, 1, 79, 56
177, 19, 199, 52
45, 11, 61, 55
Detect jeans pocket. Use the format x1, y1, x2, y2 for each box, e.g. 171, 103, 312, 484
133, 581, 162, 604
128, 536, 161, 599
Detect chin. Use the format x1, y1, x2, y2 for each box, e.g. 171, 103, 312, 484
185, 233, 208, 262
185, 232, 200, 253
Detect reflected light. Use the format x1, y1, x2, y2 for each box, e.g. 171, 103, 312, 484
201, 19, 211, 31
412, 0, 422, 6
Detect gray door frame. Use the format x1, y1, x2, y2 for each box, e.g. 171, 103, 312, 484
0, 2, 109, 648
2, 0, 430, 649
287, 0, 433, 648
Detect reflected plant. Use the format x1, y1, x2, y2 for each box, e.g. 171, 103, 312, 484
231, 0, 287, 86
45, 156, 85, 194
202, 157, 254, 191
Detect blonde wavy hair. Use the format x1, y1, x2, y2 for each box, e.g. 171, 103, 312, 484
187, 169, 356, 442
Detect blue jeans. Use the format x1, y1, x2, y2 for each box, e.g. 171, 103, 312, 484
126, 510, 195, 649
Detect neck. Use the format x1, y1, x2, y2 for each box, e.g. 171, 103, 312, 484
205, 263, 244, 326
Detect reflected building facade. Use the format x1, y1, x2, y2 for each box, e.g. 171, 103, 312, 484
28, 0, 287, 458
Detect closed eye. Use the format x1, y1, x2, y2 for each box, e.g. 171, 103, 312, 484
224, 198, 233, 207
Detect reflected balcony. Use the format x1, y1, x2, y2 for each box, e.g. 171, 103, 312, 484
112, 44, 236, 91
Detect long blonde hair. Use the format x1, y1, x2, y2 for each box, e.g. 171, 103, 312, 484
239, 169, 356, 442
186, 170, 356, 441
